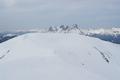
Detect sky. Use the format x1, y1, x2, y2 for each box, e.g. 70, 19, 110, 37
0, 0, 120, 30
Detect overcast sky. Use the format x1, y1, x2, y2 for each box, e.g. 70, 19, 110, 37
0, 0, 120, 30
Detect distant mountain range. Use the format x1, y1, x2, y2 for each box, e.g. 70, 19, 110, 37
85, 28, 120, 44
0, 31, 35, 43
0, 26, 120, 44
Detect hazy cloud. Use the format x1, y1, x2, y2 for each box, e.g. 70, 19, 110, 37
0, 0, 120, 30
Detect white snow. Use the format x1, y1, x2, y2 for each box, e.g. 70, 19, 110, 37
0, 33, 120, 80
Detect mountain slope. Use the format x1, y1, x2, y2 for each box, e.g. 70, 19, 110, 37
0, 33, 120, 80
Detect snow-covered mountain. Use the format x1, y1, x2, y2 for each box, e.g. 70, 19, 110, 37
0, 33, 17, 43
0, 26, 120, 44
0, 31, 37, 43
47, 25, 84, 34
0, 33, 120, 80
85, 28, 120, 44
47, 26, 120, 44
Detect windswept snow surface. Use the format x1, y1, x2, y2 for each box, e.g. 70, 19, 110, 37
0, 33, 120, 80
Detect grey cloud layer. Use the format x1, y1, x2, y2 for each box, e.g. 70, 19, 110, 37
0, 0, 120, 30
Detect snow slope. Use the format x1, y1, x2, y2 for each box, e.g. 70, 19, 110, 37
0, 33, 120, 80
